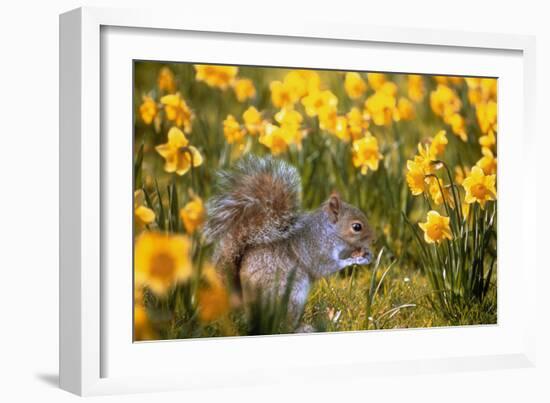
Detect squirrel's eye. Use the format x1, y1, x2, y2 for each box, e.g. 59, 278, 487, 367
352, 222, 362, 232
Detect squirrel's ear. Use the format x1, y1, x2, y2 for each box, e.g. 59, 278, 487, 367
326, 192, 341, 223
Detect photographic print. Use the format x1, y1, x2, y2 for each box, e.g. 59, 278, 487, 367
133, 62, 497, 341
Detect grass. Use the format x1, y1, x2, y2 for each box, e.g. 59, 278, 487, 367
304, 258, 496, 333
142, 248, 496, 341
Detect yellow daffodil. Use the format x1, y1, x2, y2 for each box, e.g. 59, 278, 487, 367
334, 116, 350, 142
179, 194, 205, 234
445, 113, 468, 142
223, 114, 246, 144
294, 70, 321, 95
344, 72, 367, 99
476, 100, 497, 134
242, 106, 263, 136
462, 166, 496, 208
379, 81, 398, 97
286, 130, 306, 151
134, 304, 157, 341
419, 210, 453, 244
259, 123, 293, 155
466, 79, 482, 106
479, 130, 496, 150
430, 84, 462, 119
139, 95, 157, 125
430, 82, 468, 141
283, 70, 320, 99
434, 76, 462, 85
273, 110, 305, 149
155, 127, 203, 175
160, 93, 193, 133
479, 78, 497, 99
430, 84, 465, 137
476, 147, 497, 175
134, 232, 192, 295
408, 74, 425, 102
134, 190, 156, 232
302, 90, 338, 117
233, 78, 256, 102
347, 107, 369, 140
318, 105, 338, 133
270, 80, 297, 109
352, 132, 383, 175
274, 108, 303, 130
406, 144, 436, 196
367, 72, 386, 90
416, 143, 436, 172
427, 177, 455, 208
466, 77, 497, 106
194, 64, 238, 90
281, 71, 308, 99
406, 158, 428, 196
429, 130, 448, 157
394, 97, 415, 121
454, 166, 471, 186
197, 263, 230, 323
157, 66, 176, 93
450, 76, 463, 84
364, 90, 396, 126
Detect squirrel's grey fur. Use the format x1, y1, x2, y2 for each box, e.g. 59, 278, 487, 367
204, 155, 374, 330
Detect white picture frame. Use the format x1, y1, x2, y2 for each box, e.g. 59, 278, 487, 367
59, 6, 537, 396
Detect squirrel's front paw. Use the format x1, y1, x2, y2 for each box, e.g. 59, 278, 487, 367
337, 247, 374, 268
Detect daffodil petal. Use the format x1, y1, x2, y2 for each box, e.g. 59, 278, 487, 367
135, 206, 155, 224
188, 146, 204, 167
167, 126, 188, 147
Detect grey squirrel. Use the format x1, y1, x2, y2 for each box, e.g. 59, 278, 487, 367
204, 156, 375, 330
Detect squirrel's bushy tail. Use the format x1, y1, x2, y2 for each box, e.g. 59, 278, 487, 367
204, 156, 302, 287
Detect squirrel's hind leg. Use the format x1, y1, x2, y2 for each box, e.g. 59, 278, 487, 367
239, 255, 313, 333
